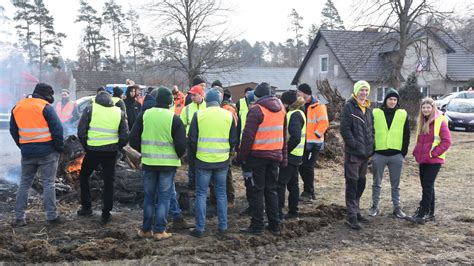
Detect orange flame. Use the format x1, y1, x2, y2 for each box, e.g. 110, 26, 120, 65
67, 155, 84, 174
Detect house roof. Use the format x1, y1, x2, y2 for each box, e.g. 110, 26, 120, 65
293, 29, 474, 84
72, 71, 145, 92
205, 67, 298, 90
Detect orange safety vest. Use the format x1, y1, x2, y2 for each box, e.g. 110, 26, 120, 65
13, 98, 53, 144
55, 101, 75, 123
174, 91, 185, 115
222, 103, 238, 125
306, 102, 329, 144
251, 104, 286, 151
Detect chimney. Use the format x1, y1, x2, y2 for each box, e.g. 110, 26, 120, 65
363, 27, 379, 32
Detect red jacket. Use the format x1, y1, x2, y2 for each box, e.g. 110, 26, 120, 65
238, 96, 288, 166
412, 111, 451, 164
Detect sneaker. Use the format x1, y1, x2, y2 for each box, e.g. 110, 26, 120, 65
239, 227, 264, 236
101, 212, 112, 225
393, 207, 406, 219
345, 216, 361, 230
46, 216, 64, 226
172, 216, 193, 230
368, 205, 379, 217
154, 231, 172, 241
405, 208, 426, 225
137, 229, 153, 238
357, 213, 370, 224
77, 208, 93, 216
425, 212, 436, 222
189, 229, 205, 238
13, 219, 27, 227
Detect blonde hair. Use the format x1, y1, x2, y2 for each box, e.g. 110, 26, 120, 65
417, 97, 437, 134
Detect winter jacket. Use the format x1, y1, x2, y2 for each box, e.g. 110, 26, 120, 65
287, 98, 305, 166
78, 92, 129, 152
340, 96, 374, 159
238, 96, 288, 166
129, 104, 187, 171
188, 102, 238, 169
10, 94, 64, 157
124, 87, 141, 130
141, 94, 156, 112
374, 107, 410, 157
412, 111, 451, 164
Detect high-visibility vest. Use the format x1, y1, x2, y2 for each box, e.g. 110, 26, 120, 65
306, 102, 328, 144
55, 101, 75, 123
13, 98, 53, 144
112, 97, 121, 104
174, 91, 185, 115
238, 98, 249, 140
416, 115, 449, 159
180, 101, 206, 135
141, 108, 181, 166
251, 104, 286, 151
373, 108, 407, 151
196, 107, 233, 163
287, 109, 306, 156
87, 103, 121, 146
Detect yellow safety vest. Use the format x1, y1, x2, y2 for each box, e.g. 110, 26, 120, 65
180, 101, 206, 135
239, 98, 249, 140
373, 108, 407, 151
87, 103, 121, 146
287, 109, 306, 156
416, 115, 449, 160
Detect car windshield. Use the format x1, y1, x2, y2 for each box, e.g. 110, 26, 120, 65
439, 93, 454, 100
447, 102, 474, 113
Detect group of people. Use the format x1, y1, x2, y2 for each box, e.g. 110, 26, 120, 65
9, 77, 451, 239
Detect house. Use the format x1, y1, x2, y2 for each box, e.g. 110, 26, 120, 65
292, 29, 474, 103
205, 67, 298, 101
71, 71, 145, 99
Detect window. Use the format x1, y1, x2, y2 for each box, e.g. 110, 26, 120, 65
377, 87, 388, 103
452, 86, 464, 92
420, 87, 429, 97
320, 55, 328, 73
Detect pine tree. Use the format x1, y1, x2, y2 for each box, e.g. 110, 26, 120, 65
307, 23, 319, 45
75, 0, 108, 71
288, 8, 304, 65
320, 0, 345, 30
399, 72, 422, 130
126, 7, 156, 71
103, 0, 128, 68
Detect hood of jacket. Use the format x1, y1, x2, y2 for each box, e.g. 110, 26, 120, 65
95, 92, 114, 107
289, 97, 305, 111
255, 96, 283, 113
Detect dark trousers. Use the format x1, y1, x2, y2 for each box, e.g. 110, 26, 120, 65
187, 149, 196, 188
247, 156, 280, 230
277, 163, 299, 218
79, 150, 118, 214
419, 164, 441, 214
344, 153, 368, 219
299, 148, 319, 195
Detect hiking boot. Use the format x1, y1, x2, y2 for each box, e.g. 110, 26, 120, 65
405, 208, 426, 225
101, 212, 112, 225
172, 216, 193, 230
357, 213, 370, 224
77, 208, 93, 216
46, 216, 64, 226
239, 227, 264, 236
345, 216, 361, 230
368, 204, 379, 217
425, 210, 436, 222
299, 191, 313, 202
393, 207, 406, 219
189, 229, 205, 238
13, 219, 27, 228
239, 206, 250, 216
137, 229, 153, 238
154, 231, 172, 241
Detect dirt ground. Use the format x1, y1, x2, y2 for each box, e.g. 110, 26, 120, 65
0, 131, 473, 264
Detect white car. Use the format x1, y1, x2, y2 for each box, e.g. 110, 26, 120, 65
435, 91, 474, 109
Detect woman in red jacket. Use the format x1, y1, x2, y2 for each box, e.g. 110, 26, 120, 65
407, 98, 451, 224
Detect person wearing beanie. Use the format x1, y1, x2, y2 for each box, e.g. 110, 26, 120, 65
129, 87, 187, 239
211, 80, 223, 88
76, 91, 129, 225
55, 88, 80, 137
277, 90, 306, 221
181, 84, 207, 189
10, 83, 64, 227
368, 88, 410, 219
238, 82, 287, 236
296, 83, 329, 202
187, 88, 237, 238
340, 80, 374, 230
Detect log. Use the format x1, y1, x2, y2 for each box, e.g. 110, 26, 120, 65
122, 145, 141, 169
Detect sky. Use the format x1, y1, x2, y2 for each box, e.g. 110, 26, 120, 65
1, 0, 472, 60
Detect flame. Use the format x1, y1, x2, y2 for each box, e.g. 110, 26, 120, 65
67, 155, 84, 174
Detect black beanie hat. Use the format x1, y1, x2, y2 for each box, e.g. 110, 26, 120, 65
254, 82, 272, 98
156, 87, 174, 107
280, 90, 297, 105
297, 83, 312, 95
192, 76, 206, 86
113, 86, 123, 97
223, 88, 232, 100
382, 88, 400, 108
211, 80, 222, 87
33, 83, 54, 103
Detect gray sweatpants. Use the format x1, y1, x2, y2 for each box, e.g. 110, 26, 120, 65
15, 152, 59, 221
371, 153, 404, 208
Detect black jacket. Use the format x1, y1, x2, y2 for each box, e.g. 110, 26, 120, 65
287, 108, 305, 166
374, 107, 410, 157
124, 87, 141, 130
129, 104, 187, 171
78, 92, 129, 152
340, 97, 374, 159
188, 103, 238, 169
10, 94, 64, 157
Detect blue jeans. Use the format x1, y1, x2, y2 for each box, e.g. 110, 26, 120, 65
142, 170, 175, 233
195, 166, 228, 232
169, 182, 182, 219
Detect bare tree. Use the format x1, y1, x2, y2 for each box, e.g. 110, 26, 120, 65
144, 0, 241, 85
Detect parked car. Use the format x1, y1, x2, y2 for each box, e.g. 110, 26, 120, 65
443, 99, 474, 132
435, 91, 474, 109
